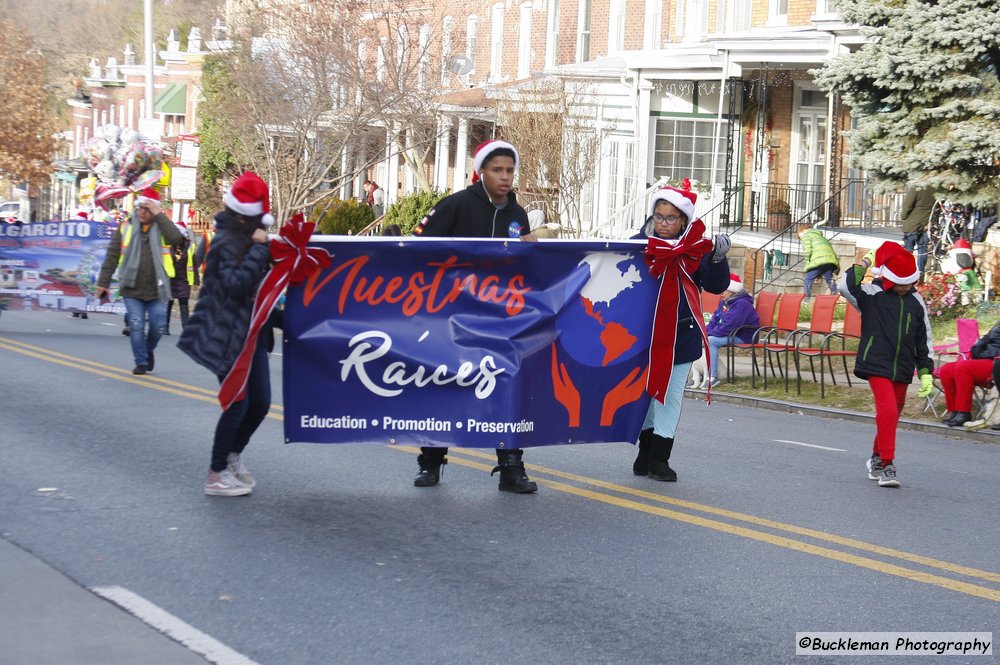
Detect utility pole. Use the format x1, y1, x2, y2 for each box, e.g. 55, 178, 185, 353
144, 0, 154, 120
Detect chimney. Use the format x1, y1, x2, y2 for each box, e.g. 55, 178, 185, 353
187, 27, 202, 52
104, 56, 119, 79
167, 29, 180, 52
123, 43, 136, 66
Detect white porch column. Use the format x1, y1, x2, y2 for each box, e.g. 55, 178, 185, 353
386, 123, 400, 207
340, 145, 351, 200
453, 117, 469, 192
435, 117, 453, 192
403, 128, 416, 194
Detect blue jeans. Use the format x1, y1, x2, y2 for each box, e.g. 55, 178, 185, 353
123, 297, 167, 367
804, 264, 838, 298
642, 361, 692, 438
707, 336, 730, 380
902, 230, 929, 274
212, 347, 271, 472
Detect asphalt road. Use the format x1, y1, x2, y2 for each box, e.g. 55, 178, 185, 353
1, 309, 998, 665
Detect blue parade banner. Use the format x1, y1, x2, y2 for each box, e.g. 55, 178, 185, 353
0, 220, 125, 315
283, 237, 658, 448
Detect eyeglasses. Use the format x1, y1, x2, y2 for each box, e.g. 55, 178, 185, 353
652, 213, 684, 225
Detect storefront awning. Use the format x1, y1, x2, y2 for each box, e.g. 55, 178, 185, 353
154, 83, 187, 115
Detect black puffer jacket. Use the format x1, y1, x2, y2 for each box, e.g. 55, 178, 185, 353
632, 226, 730, 365
971, 323, 1000, 359
845, 265, 933, 383
178, 211, 271, 377
413, 180, 529, 238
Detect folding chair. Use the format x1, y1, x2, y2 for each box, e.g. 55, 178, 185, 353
786, 295, 839, 393
794, 299, 862, 398
700, 290, 723, 324
924, 318, 991, 418
759, 293, 806, 389
725, 291, 779, 384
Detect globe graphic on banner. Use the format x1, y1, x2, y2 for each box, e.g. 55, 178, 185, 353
555, 252, 658, 368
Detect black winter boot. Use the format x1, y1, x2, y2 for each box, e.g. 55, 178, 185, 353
648, 434, 678, 482
491, 449, 538, 493
414, 448, 447, 487
946, 411, 972, 427
633, 428, 653, 476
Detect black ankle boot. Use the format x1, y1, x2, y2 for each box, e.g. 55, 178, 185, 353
633, 428, 653, 476
491, 449, 538, 493
946, 411, 972, 427
648, 435, 677, 482
414, 450, 447, 487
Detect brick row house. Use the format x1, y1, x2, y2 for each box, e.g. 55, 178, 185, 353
55, 25, 221, 226
56, 0, 883, 241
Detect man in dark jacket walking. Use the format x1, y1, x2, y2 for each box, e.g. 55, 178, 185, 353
96, 188, 182, 374
411, 140, 539, 493
900, 187, 937, 274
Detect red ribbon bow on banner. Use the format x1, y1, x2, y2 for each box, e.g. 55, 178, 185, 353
644, 218, 714, 403
218, 213, 332, 410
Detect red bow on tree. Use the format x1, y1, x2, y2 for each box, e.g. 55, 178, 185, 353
218, 212, 332, 410
644, 218, 714, 403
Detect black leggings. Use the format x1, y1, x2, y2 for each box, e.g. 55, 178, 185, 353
211, 347, 271, 472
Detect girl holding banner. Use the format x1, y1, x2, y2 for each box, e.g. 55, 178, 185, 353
632, 184, 731, 482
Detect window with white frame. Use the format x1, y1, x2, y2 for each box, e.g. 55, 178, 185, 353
769, 0, 788, 25
518, 3, 532, 79
397, 25, 408, 73
607, 0, 625, 53
376, 37, 387, 82
601, 137, 636, 223
652, 116, 728, 185
441, 16, 453, 87
544, 0, 559, 68
418, 24, 430, 90
466, 14, 478, 83
643, 0, 662, 49
576, 0, 591, 62
684, 0, 709, 40
490, 4, 504, 82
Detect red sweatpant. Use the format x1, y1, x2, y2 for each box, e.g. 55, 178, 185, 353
868, 377, 908, 463
939, 359, 994, 412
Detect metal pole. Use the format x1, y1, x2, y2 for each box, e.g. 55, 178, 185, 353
144, 0, 154, 119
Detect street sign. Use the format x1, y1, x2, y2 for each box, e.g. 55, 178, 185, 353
170, 167, 198, 200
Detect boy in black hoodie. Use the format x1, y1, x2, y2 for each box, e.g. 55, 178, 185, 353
845, 242, 934, 487
410, 140, 539, 493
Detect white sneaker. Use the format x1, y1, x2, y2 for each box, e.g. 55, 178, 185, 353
205, 469, 252, 496
227, 453, 255, 488
700, 377, 720, 389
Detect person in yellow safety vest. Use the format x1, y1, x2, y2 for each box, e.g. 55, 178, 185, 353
166, 221, 196, 334
96, 188, 182, 375
193, 229, 216, 278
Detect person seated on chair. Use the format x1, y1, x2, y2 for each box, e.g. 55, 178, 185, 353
704, 274, 759, 388
940, 321, 1000, 427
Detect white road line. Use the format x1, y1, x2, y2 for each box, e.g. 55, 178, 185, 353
773, 439, 847, 452
90, 585, 260, 665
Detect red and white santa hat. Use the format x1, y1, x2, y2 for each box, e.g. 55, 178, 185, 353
872, 241, 919, 290
471, 140, 519, 183
135, 188, 160, 207
949, 238, 973, 257
74, 208, 89, 220
728, 273, 744, 293
175, 219, 189, 238
648, 183, 697, 222
225, 171, 275, 227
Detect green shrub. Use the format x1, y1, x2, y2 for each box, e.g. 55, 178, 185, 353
314, 198, 375, 235
383, 189, 449, 235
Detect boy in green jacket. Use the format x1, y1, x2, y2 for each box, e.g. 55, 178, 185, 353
797, 224, 839, 301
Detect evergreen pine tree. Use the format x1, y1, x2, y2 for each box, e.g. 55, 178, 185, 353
815, 0, 1000, 203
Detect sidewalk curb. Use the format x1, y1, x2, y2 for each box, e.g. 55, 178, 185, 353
685, 388, 1000, 445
